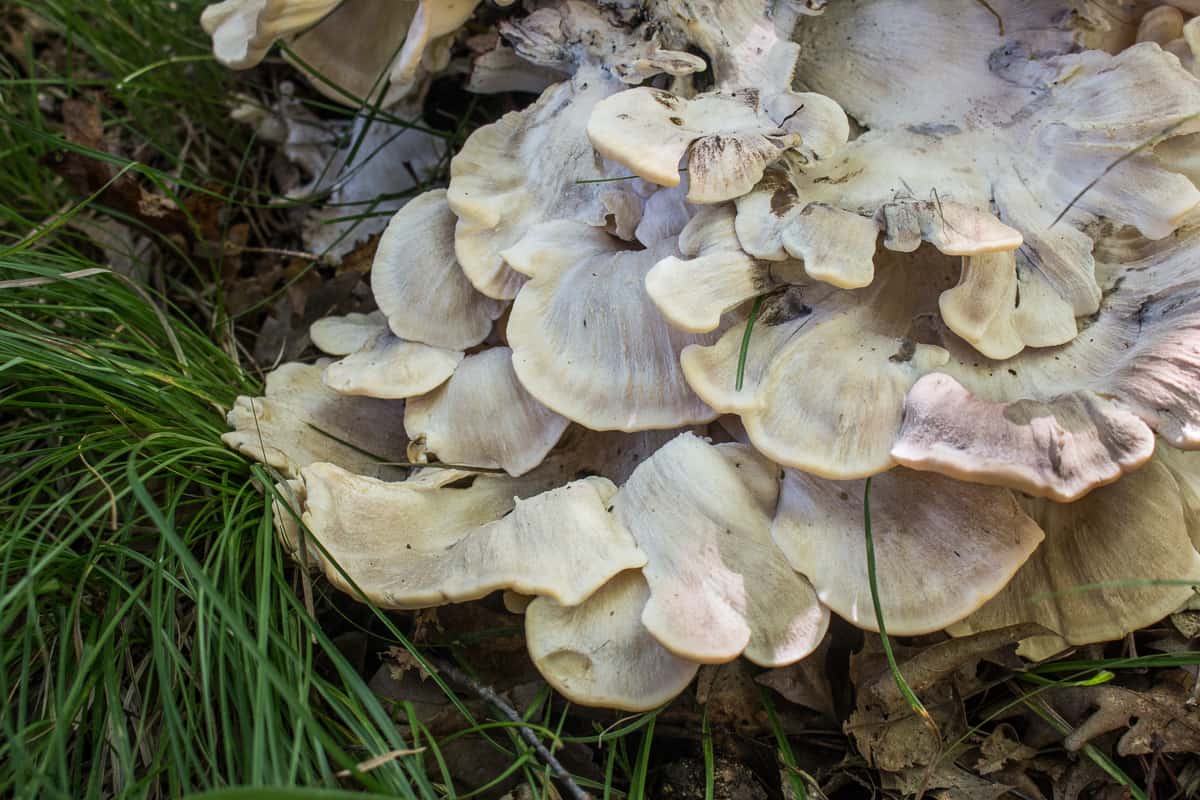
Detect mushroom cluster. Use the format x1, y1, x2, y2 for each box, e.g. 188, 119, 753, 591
215, 0, 1200, 710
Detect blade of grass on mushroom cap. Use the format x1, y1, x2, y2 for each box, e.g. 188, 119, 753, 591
735, 294, 765, 392
302, 421, 508, 473
862, 477, 940, 737
1028, 577, 1200, 603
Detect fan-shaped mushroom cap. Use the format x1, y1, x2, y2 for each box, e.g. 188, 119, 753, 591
894, 228, 1200, 500
310, 311, 388, 355
223, 360, 407, 478
371, 190, 504, 350
753, 1, 1200, 351
405, 348, 569, 476
615, 434, 829, 666
447, 70, 643, 299
681, 271, 950, 479
587, 87, 848, 204
504, 224, 718, 431
321, 333, 462, 399
526, 570, 700, 711
771, 468, 1044, 635
948, 452, 1200, 660
201, 0, 341, 70
296, 463, 645, 608
646, 205, 806, 332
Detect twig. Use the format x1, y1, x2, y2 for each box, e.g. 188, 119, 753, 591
427, 657, 591, 800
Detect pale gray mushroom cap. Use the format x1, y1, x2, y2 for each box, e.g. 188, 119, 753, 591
321, 333, 462, 400
310, 310, 388, 356
893, 227, 1200, 501
615, 433, 830, 666
734, 0, 1200, 355
222, 360, 407, 478
370, 189, 505, 350
447, 68, 644, 300
948, 448, 1200, 660
504, 223, 719, 431
772, 467, 1044, 635
526, 570, 701, 712
587, 86, 848, 204
404, 347, 570, 476
293, 463, 645, 609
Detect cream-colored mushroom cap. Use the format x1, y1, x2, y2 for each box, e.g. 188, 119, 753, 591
616, 433, 830, 666
646, 205, 806, 333
405, 348, 569, 476
447, 71, 643, 300
894, 228, 1200, 501
772, 1, 1200, 355
310, 311, 388, 356
296, 463, 646, 609
321, 334, 462, 400
526, 570, 700, 712
681, 269, 950, 479
772, 467, 1044, 635
504, 224, 718, 431
201, 0, 341, 70
948, 451, 1200, 660
222, 360, 407, 478
371, 189, 504, 350
587, 87, 847, 204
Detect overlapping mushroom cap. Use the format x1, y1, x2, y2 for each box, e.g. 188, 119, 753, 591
217, 0, 1200, 713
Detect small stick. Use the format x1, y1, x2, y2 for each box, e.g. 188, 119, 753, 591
427, 657, 591, 800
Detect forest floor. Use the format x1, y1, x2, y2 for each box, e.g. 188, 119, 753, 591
2, 2, 1200, 799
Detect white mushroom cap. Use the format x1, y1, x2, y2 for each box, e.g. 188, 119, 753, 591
321, 334, 462, 400
371, 190, 505, 350
948, 451, 1200, 661
201, 0, 341, 70
587, 87, 848, 204
388, 0, 481, 97
447, 70, 643, 300
310, 311, 388, 356
404, 348, 569, 476
222, 360, 407, 478
615, 433, 830, 666
504, 224, 719, 431
526, 570, 700, 711
296, 463, 646, 609
771, 467, 1044, 635
646, 204, 806, 333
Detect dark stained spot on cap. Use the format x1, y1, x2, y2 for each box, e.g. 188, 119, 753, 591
758, 287, 813, 326
889, 338, 917, 363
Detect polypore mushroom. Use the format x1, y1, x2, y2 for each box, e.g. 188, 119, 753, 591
404, 348, 570, 476
948, 450, 1200, 660
320, 333, 462, 399
740, 1, 1200, 353
587, 86, 848, 204
892, 227, 1200, 500
201, 0, 342, 70
370, 190, 505, 350
646, 204, 807, 332
309, 310, 388, 355
293, 462, 645, 608
614, 433, 829, 666
771, 467, 1044, 634
503, 223, 719, 431
446, 71, 644, 299
223, 360, 407, 478
526, 570, 701, 711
